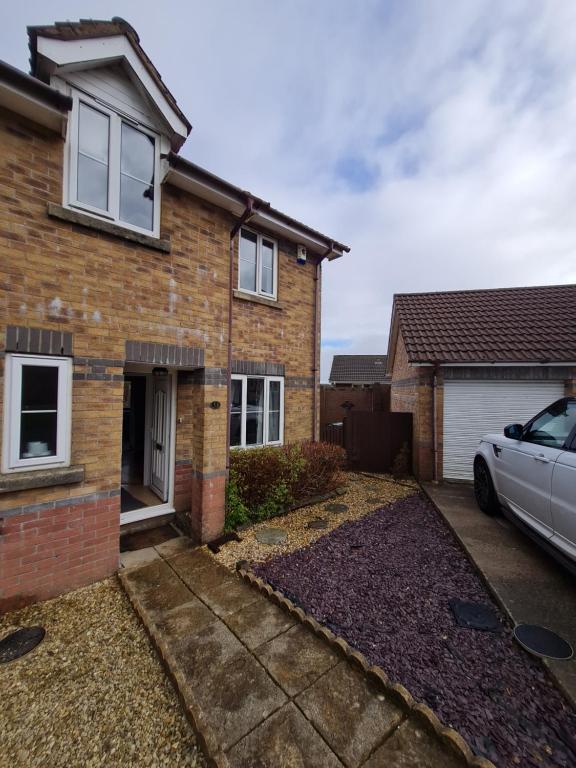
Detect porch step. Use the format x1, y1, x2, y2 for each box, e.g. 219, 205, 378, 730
119, 544, 474, 768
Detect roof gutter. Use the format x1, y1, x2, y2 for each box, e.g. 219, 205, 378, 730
0, 59, 71, 134
166, 153, 349, 259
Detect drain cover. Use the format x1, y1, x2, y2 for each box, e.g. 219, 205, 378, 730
0, 626, 45, 663
307, 518, 328, 530
449, 600, 502, 632
324, 503, 349, 514
514, 624, 573, 660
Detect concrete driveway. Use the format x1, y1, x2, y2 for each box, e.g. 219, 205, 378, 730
422, 482, 576, 705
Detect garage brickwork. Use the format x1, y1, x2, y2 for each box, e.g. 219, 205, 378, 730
390, 328, 576, 483
389, 332, 435, 480
0, 107, 321, 608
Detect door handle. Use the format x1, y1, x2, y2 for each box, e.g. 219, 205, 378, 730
155, 442, 163, 451
533, 454, 549, 463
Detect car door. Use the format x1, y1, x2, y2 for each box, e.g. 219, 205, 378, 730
550, 419, 576, 561
495, 401, 574, 538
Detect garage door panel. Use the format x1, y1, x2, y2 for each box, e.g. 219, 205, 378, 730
443, 380, 565, 481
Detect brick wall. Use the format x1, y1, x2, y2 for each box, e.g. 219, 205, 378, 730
0, 106, 322, 606
389, 332, 435, 480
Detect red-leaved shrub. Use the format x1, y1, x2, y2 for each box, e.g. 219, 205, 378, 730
227, 441, 346, 527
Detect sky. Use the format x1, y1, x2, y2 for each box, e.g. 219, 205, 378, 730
3, 1, 576, 380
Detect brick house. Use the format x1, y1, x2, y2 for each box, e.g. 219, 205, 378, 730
387, 285, 576, 482
0, 19, 349, 609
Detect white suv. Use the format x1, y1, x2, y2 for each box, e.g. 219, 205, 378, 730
474, 397, 576, 571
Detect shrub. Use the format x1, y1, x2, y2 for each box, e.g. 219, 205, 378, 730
225, 441, 346, 530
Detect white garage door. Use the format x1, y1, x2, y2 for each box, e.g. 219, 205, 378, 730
443, 380, 565, 481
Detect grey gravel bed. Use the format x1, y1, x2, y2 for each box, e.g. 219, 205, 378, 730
255, 493, 576, 768
0, 578, 205, 768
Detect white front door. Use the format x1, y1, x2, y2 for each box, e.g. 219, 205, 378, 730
150, 374, 171, 502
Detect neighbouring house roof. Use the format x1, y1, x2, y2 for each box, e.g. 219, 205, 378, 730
329, 355, 389, 384
388, 284, 576, 367
27, 18, 192, 137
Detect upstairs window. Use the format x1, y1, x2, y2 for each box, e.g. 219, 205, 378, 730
68, 94, 159, 236
239, 229, 277, 299
3, 355, 72, 472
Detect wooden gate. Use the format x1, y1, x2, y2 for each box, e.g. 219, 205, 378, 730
343, 411, 412, 473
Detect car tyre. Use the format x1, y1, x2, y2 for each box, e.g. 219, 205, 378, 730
474, 458, 500, 516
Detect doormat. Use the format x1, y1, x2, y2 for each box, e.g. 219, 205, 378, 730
121, 487, 144, 513
120, 524, 179, 552
0, 626, 45, 663
514, 624, 573, 660
449, 599, 503, 632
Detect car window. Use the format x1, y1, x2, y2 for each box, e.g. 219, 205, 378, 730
523, 401, 576, 449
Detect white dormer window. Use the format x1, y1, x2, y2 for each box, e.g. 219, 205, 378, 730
67, 92, 160, 236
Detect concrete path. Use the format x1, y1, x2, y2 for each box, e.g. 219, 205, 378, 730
120, 538, 470, 768
422, 482, 576, 705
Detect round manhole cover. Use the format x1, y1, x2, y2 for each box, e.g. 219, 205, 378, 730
255, 528, 287, 545
0, 626, 45, 663
307, 518, 328, 530
324, 503, 349, 514
514, 624, 573, 660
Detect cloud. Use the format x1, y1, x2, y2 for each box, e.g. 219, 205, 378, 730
3, 1, 576, 381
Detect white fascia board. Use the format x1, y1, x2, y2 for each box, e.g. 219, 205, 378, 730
166, 168, 343, 257
251, 209, 344, 258
0, 81, 67, 134
166, 168, 246, 216
37, 36, 188, 141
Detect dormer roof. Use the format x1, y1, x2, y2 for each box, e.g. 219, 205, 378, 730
28, 18, 191, 150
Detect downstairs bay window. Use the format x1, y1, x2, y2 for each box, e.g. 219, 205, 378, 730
230, 375, 284, 448
3, 354, 72, 472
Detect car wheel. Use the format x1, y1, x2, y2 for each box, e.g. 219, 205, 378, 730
474, 459, 500, 516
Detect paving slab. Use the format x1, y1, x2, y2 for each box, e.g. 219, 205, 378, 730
170, 551, 259, 617
256, 623, 339, 696
153, 596, 217, 640
296, 662, 403, 768
223, 596, 296, 650
422, 482, 576, 704
154, 535, 195, 558
120, 558, 192, 619
120, 546, 160, 569
363, 718, 462, 767
120, 545, 471, 768
227, 703, 344, 768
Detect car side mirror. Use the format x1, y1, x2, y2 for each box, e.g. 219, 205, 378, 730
504, 423, 523, 440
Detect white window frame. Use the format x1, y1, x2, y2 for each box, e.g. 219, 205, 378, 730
66, 90, 161, 237
238, 228, 278, 300
230, 375, 284, 449
2, 354, 72, 473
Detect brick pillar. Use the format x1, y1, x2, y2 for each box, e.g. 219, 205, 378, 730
175, 370, 227, 542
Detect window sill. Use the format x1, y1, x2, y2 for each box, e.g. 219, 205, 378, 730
0, 465, 85, 494
47, 203, 171, 253
233, 290, 283, 310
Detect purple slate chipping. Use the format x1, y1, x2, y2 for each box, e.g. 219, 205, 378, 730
255, 494, 576, 768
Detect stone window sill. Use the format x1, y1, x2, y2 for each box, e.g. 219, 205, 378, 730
233, 290, 283, 310
47, 203, 171, 253
0, 465, 85, 494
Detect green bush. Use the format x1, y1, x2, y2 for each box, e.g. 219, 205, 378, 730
225, 441, 346, 530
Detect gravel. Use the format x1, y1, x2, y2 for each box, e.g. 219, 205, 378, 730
0, 577, 205, 768
213, 472, 418, 571
256, 493, 576, 768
